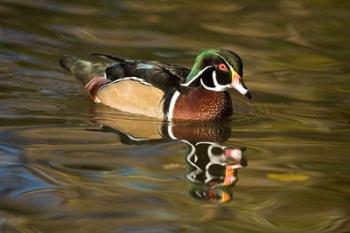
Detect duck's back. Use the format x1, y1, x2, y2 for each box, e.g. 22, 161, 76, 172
59, 54, 190, 118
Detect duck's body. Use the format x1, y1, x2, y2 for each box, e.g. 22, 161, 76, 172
60, 49, 251, 121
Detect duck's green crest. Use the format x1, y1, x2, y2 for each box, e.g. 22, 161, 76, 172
184, 49, 243, 85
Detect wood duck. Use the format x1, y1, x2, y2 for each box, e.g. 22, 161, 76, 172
59, 49, 251, 121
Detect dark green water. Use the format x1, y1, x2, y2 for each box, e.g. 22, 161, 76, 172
1, 0, 350, 232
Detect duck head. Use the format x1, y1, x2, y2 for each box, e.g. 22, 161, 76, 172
182, 49, 252, 99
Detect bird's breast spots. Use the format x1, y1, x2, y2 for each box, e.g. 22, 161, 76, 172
173, 89, 232, 120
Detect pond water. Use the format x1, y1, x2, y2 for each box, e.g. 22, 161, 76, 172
0, 0, 350, 232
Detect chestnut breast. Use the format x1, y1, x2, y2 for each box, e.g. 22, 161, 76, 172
173, 88, 233, 121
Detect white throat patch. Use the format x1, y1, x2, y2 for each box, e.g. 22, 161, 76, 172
200, 70, 231, 92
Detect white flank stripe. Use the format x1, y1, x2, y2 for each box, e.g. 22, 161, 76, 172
97, 76, 152, 95
215, 53, 233, 71
111, 77, 152, 86
167, 91, 180, 121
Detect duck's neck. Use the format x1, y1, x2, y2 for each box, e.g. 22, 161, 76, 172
169, 87, 232, 121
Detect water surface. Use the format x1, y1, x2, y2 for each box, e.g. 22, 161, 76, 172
0, 0, 350, 232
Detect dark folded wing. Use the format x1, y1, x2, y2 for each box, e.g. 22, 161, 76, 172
96, 54, 191, 92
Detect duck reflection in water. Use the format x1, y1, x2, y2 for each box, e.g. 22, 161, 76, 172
91, 109, 247, 203
186, 141, 247, 203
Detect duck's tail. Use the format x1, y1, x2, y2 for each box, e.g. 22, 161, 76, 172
59, 55, 107, 85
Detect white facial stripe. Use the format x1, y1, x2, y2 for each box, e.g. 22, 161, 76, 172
215, 53, 234, 71
181, 66, 213, 87
216, 54, 241, 84
212, 70, 220, 87
200, 78, 213, 91
200, 70, 231, 92
167, 90, 180, 121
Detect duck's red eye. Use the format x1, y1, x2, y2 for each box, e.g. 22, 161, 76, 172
218, 63, 228, 72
